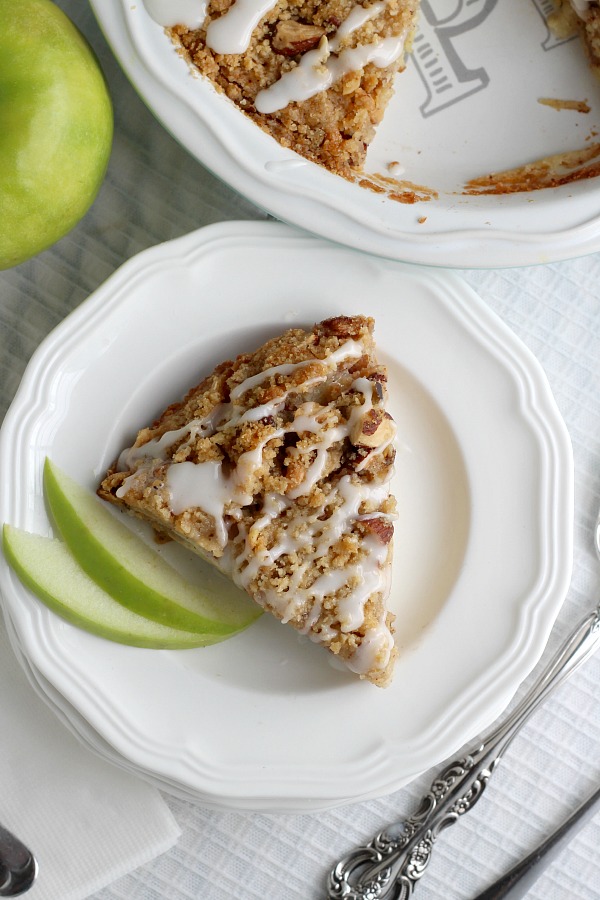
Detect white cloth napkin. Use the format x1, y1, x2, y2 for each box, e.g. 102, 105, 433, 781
0, 613, 181, 900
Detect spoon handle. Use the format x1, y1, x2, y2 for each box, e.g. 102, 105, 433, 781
327, 604, 600, 900
0, 823, 37, 897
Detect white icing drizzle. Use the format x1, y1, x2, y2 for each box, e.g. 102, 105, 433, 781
146, 0, 407, 116
230, 474, 395, 675
206, 0, 278, 53
256, 40, 330, 113
168, 460, 230, 545
116, 405, 229, 473
387, 160, 406, 177
286, 404, 347, 499
230, 339, 362, 399
142, 0, 207, 29
355, 430, 396, 473
344, 621, 394, 677
328, 1, 385, 51
115, 341, 396, 676
255, 32, 405, 114
336, 537, 389, 630
165, 424, 287, 533
236, 397, 288, 423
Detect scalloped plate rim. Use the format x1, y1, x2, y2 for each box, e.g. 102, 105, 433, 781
0, 221, 573, 809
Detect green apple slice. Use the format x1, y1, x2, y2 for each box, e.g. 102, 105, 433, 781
43, 458, 261, 635
2, 526, 232, 649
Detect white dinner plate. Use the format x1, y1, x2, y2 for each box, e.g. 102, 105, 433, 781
0, 221, 573, 811
90, 0, 600, 267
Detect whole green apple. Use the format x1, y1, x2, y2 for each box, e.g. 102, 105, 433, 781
0, 0, 113, 269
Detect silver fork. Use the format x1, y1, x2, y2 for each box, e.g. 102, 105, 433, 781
327, 507, 600, 900
472, 779, 600, 899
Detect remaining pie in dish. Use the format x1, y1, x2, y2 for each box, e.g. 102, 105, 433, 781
142, 0, 600, 180
550, 1, 600, 77
98, 316, 398, 686
145, 0, 420, 177
143, 0, 600, 181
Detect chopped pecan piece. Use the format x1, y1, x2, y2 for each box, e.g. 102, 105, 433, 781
351, 409, 395, 448
360, 517, 394, 544
366, 371, 387, 401
349, 354, 369, 374
320, 315, 371, 339
272, 20, 325, 56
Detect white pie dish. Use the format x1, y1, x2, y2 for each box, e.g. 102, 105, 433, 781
90, 0, 600, 267
0, 221, 573, 810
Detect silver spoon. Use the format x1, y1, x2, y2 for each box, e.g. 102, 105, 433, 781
327, 507, 600, 900
0, 823, 37, 897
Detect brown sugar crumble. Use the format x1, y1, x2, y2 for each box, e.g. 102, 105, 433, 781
98, 317, 399, 687
167, 0, 420, 177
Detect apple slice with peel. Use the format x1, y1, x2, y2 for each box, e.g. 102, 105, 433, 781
2, 526, 232, 649
43, 458, 262, 635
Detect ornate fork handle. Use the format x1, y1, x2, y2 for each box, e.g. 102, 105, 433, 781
327, 603, 600, 900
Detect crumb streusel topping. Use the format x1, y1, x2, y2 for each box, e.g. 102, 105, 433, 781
98, 316, 398, 686
145, 0, 420, 176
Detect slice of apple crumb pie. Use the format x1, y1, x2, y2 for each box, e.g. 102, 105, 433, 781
165, 0, 421, 177
98, 316, 398, 686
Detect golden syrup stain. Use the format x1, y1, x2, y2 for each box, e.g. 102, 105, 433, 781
356, 171, 438, 204
538, 97, 591, 113
463, 142, 600, 195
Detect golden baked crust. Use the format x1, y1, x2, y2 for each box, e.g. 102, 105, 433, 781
168, 0, 420, 176
98, 316, 398, 686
